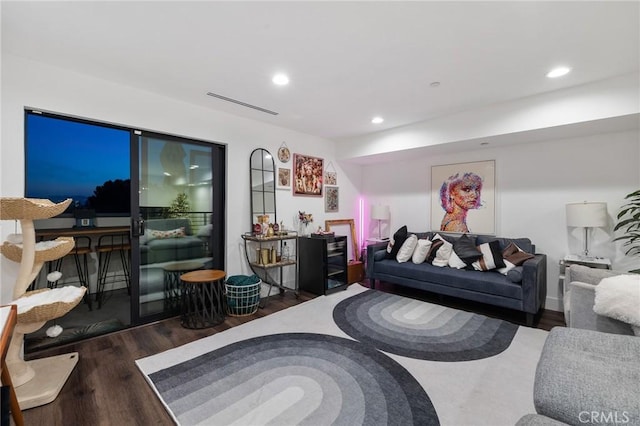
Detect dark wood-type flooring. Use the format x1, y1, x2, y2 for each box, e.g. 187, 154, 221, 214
19, 281, 564, 426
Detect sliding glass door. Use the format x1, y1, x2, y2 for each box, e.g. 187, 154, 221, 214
131, 131, 226, 324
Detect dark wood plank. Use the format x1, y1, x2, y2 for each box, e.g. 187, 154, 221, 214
22, 291, 313, 426
21, 283, 563, 425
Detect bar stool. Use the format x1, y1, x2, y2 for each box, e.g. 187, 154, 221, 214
179, 269, 226, 329
45, 236, 93, 310
96, 233, 131, 309
71, 236, 93, 310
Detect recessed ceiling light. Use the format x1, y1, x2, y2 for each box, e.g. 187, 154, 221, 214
430, 81, 441, 88
272, 73, 290, 86
546, 66, 571, 78
371, 117, 384, 124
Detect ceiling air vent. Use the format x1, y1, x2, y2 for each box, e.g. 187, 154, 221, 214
206, 92, 279, 116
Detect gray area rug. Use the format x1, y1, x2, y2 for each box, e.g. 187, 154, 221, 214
333, 290, 518, 361
149, 333, 437, 425
137, 284, 548, 426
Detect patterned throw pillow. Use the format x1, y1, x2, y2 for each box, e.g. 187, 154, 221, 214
147, 227, 186, 242
425, 239, 445, 264
429, 234, 453, 267
472, 240, 506, 271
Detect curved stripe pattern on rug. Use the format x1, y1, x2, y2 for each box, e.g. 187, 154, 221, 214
333, 290, 519, 361
148, 333, 439, 425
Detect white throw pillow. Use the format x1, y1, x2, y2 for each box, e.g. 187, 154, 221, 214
432, 237, 453, 267
396, 234, 418, 263
448, 249, 467, 269
497, 260, 516, 275
412, 239, 432, 264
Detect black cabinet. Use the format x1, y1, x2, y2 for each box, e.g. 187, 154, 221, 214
298, 235, 348, 295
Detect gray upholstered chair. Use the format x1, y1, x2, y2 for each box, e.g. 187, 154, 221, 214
564, 264, 634, 335
518, 265, 639, 425
517, 327, 640, 426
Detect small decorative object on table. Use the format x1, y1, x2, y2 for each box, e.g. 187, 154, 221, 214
298, 211, 313, 236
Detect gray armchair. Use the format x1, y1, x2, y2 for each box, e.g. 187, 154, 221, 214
564, 264, 634, 335
517, 265, 639, 425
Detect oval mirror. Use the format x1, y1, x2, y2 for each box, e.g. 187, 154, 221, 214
250, 148, 277, 230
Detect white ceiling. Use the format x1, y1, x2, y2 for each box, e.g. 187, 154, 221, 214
2, 1, 639, 141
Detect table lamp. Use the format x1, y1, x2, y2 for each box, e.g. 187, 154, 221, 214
371, 205, 390, 240
566, 201, 607, 259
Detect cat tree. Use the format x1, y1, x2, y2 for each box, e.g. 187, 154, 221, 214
0, 197, 86, 409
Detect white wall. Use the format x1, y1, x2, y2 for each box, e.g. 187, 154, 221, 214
3, 52, 637, 313
361, 130, 640, 311
0, 54, 362, 304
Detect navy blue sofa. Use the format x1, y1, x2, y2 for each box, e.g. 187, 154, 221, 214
366, 232, 547, 325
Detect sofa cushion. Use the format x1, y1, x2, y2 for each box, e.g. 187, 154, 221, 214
147, 227, 186, 242
147, 236, 203, 250
452, 234, 482, 264
425, 239, 444, 263
497, 242, 535, 275
506, 266, 524, 283
373, 259, 523, 299
472, 240, 506, 271
396, 234, 417, 263
567, 264, 619, 286
448, 249, 468, 269
430, 234, 453, 267
145, 218, 194, 235
476, 236, 533, 254
386, 225, 408, 259
412, 239, 432, 264
534, 328, 640, 425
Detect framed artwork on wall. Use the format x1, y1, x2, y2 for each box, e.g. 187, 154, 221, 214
293, 153, 323, 196
325, 171, 337, 185
277, 167, 291, 190
325, 186, 339, 212
430, 160, 495, 235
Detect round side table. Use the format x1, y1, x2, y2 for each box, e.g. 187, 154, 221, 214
163, 261, 205, 311
179, 269, 226, 329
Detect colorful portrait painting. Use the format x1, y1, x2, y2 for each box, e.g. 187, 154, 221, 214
293, 154, 323, 196
430, 160, 495, 235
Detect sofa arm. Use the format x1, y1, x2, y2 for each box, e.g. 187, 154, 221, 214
521, 254, 547, 314
569, 281, 634, 335
366, 242, 388, 286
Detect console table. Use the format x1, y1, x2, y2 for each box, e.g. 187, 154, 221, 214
35, 226, 130, 239
241, 233, 298, 304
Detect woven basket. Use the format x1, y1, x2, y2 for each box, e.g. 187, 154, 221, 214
16, 287, 86, 324
225, 280, 261, 317
0, 197, 72, 220
1, 237, 75, 263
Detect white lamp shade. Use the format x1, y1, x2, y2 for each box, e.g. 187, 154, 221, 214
566, 202, 608, 228
371, 205, 390, 221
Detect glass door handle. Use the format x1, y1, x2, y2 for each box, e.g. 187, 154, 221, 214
132, 217, 145, 237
